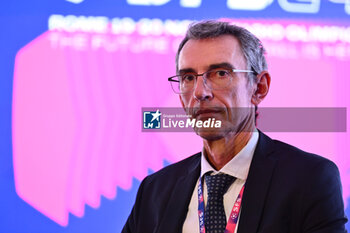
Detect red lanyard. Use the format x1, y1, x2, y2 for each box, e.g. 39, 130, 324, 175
197, 177, 245, 233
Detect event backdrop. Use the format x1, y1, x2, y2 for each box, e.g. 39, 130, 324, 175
1, 0, 350, 232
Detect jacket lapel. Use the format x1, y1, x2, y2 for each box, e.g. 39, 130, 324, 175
237, 131, 278, 233
156, 153, 201, 233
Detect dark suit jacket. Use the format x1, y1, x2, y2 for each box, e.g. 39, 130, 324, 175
122, 132, 347, 233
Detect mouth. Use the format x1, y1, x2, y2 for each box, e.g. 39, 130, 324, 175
193, 108, 223, 118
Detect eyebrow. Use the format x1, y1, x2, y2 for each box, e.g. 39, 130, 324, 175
178, 62, 235, 75
208, 62, 235, 70
178, 68, 196, 75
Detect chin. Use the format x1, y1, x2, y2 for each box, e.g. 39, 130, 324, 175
194, 127, 226, 141
194, 121, 248, 141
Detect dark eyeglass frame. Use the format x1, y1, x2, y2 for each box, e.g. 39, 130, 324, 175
168, 68, 257, 94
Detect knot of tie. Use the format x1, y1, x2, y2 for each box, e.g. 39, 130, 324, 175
204, 173, 236, 197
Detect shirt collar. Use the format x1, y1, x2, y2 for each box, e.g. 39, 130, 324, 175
200, 129, 259, 181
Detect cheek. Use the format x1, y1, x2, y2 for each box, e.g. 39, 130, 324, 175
180, 94, 194, 107
219, 88, 252, 119
234, 83, 254, 106
219, 88, 242, 108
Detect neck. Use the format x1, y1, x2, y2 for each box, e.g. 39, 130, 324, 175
203, 129, 255, 171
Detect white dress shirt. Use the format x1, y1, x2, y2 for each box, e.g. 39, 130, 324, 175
182, 131, 259, 233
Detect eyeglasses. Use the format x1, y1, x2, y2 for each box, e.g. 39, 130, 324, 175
168, 68, 255, 94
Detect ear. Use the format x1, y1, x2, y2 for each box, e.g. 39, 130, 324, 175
251, 71, 271, 106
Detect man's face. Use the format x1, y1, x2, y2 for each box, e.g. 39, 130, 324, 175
178, 35, 256, 140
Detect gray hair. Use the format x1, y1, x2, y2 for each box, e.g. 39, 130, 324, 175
175, 20, 268, 84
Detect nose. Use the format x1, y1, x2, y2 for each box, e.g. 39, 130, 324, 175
193, 76, 213, 101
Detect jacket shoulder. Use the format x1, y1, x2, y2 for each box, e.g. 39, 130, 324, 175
257, 132, 340, 178
272, 138, 336, 166
145, 152, 201, 183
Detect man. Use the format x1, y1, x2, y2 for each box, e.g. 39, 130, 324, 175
123, 20, 347, 233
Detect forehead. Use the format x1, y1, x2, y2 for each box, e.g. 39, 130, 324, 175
178, 35, 246, 71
